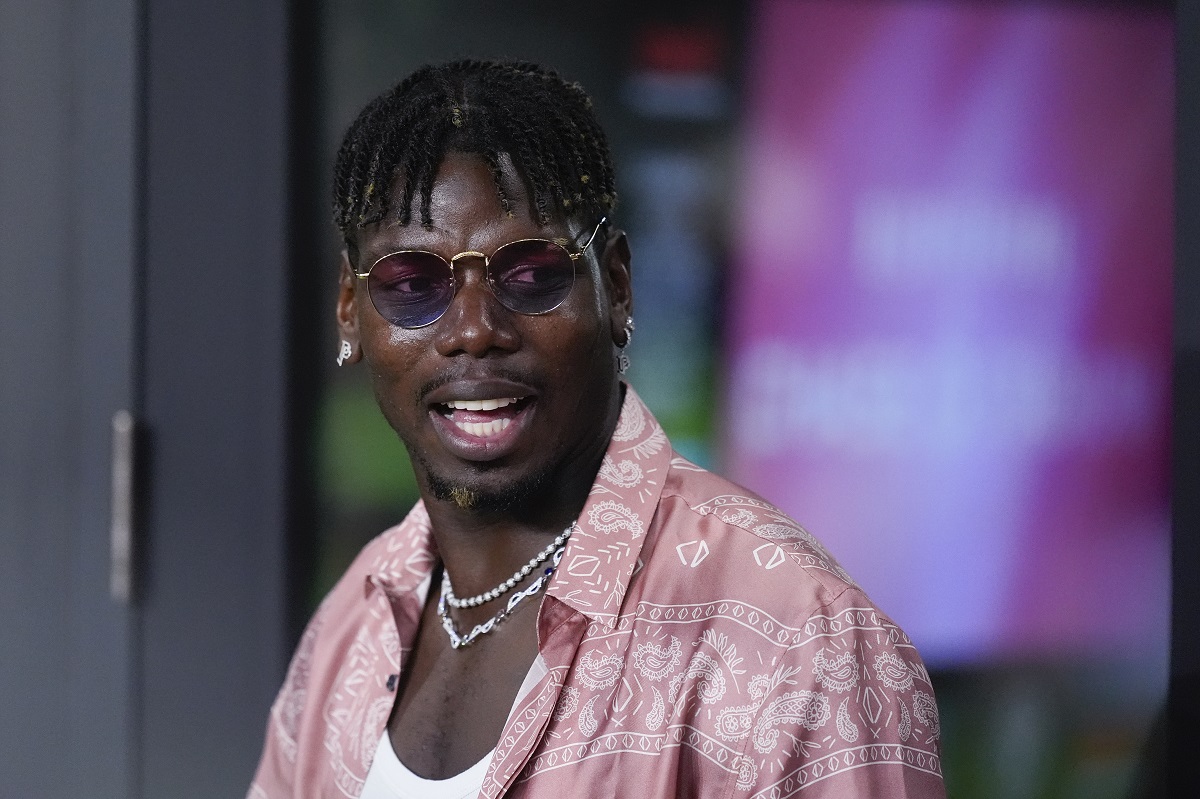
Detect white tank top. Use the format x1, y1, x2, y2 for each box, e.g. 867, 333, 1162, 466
359, 655, 548, 799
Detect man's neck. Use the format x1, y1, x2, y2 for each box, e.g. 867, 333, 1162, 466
417, 449, 600, 603
413, 382, 624, 605
417, 383, 624, 595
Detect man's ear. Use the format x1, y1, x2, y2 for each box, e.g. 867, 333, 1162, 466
335, 250, 363, 365
601, 228, 633, 344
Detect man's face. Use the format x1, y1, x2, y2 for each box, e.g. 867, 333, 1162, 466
338, 151, 630, 511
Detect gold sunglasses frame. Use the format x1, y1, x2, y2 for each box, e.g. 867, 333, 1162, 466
354, 217, 607, 329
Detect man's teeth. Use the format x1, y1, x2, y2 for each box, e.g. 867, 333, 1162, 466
444, 397, 519, 411
455, 418, 512, 437
440, 397, 521, 438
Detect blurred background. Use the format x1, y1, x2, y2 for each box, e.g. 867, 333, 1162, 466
2, 0, 1195, 797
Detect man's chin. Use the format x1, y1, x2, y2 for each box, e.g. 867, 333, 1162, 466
423, 464, 551, 514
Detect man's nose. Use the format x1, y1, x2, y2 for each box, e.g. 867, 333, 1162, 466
432, 259, 521, 357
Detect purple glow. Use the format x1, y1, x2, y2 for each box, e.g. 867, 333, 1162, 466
726, 0, 1173, 664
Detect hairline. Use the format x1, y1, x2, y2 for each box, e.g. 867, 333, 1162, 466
344, 148, 603, 259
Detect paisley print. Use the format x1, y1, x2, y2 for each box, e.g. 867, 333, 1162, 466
753, 522, 818, 547
715, 703, 756, 742
586, 500, 644, 537
873, 651, 914, 692
734, 755, 758, 791
554, 686, 580, 722
626, 426, 667, 459
632, 636, 682, 681
577, 649, 622, 691
692, 494, 774, 516
721, 508, 759, 527
753, 690, 831, 753
812, 648, 859, 693
669, 652, 727, 705
578, 694, 600, 738
898, 699, 912, 742
611, 401, 646, 441
645, 686, 666, 731
836, 697, 860, 742
599, 456, 643, 488
913, 690, 941, 740
713, 668, 784, 743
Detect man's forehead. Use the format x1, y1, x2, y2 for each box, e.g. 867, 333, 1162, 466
371, 152, 526, 225
383, 158, 586, 229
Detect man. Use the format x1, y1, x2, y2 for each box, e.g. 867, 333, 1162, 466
250, 60, 945, 798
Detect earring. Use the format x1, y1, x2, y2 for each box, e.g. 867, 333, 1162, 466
617, 318, 634, 375
336, 340, 353, 366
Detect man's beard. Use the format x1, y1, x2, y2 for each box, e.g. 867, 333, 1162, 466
417, 455, 553, 514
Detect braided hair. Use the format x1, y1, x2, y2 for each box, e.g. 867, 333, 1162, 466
332, 59, 618, 250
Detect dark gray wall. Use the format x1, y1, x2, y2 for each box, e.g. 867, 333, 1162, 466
0, 0, 295, 795
138, 0, 292, 793
0, 0, 140, 795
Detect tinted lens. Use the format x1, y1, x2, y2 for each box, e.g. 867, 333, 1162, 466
488, 239, 576, 315
367, 251, 455, 328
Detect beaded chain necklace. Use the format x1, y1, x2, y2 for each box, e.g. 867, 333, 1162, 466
438, 523, 574, 649
444, 524, 573, 608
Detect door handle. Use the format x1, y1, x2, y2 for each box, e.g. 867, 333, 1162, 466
110, 409, 136, 603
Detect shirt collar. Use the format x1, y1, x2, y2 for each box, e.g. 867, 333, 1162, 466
546, 386, 671, 630
365, 502, 438, 600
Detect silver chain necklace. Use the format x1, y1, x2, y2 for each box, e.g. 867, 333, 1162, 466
438, 537, 571, 649
444, 523, 575, 609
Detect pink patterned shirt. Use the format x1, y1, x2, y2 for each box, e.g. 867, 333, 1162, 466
249, 388, 945, 798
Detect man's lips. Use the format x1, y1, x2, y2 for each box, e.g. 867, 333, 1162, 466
424, 380, 537, 454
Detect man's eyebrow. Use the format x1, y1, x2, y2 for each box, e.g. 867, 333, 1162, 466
382, 216, 452, 236
364, 221, 451, 252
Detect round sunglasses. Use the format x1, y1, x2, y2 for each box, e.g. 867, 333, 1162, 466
354, 218, 607, 329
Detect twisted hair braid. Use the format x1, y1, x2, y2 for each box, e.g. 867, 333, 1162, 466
333, 59, 618, 250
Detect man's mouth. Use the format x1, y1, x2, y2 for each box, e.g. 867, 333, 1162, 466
436, 397, 532, 439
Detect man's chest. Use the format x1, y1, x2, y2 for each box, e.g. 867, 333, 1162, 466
385, 591, 543, 780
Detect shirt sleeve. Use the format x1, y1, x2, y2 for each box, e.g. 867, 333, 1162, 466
246, 605, 327, 798
744, 586, 946, 798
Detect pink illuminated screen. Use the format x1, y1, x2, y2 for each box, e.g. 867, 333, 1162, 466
725, 1, 1173, 664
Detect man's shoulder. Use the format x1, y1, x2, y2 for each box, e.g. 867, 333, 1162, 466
660, 455, 844, 559
629, 454, 925, 676
654, 454, 861, 607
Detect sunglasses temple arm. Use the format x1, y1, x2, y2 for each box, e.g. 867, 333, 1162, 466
578, 216, 607, 253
